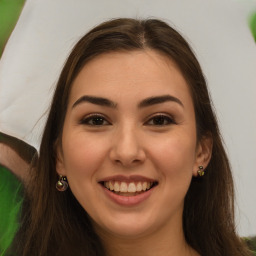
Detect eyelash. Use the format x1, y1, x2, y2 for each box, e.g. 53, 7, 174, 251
145, 114, 175, 126
79, 113, 175, 127
80, 114, 110, 126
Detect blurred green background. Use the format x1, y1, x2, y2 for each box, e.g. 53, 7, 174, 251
0, 0, 25, 57
249, 11, 256, 41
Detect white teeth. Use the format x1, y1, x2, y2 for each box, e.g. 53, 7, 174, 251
136, 182, 142, 192
114, 182, 120, 192
109, 181, 114, 190
120, 182, 128, 192
105, 181, 109, 189
128, 183, 136, 192
103, 180, 155, 193
142, 182, 147, 191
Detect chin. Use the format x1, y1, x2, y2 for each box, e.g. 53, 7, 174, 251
94, 214, 157, 239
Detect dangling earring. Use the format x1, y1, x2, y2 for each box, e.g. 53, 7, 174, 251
56, 175, 68, 191
197, 166, 205, 177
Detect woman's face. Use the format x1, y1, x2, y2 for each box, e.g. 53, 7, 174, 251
57, 50, 208, 239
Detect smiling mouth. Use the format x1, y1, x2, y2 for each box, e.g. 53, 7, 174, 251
99, 180, 158, 196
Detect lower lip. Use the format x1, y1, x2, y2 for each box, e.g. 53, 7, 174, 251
101, 185, 155, 206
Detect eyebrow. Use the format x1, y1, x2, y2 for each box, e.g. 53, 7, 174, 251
72, 95, 117, 109
72, 94, 184, 109
138, 95, 184, 108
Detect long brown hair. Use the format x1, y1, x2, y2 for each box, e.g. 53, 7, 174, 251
10, 18, 251, 256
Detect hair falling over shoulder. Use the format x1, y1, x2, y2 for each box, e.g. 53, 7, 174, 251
8, 18, 252, 256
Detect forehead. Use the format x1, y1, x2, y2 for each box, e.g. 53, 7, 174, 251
68, 50, 192, 107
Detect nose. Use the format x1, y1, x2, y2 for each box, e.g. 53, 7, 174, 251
109, 125, 146, 167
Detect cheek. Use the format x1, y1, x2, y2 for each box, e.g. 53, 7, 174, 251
149, 131, 197, 180
143, 131, 197, 222
61, 131, 109, 177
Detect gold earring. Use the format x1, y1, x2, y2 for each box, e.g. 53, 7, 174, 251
56, 175, 68, 191
197, 166, 205, 177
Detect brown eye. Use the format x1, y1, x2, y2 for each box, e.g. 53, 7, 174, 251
80, 115, 110, 126
146, 115, 175, 126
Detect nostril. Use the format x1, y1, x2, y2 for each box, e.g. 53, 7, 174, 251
109, 141, 146, 167
113, 158, 142, 166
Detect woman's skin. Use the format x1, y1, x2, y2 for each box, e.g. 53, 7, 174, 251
56, 50, 212, 256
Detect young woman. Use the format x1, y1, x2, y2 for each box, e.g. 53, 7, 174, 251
9, 18, 252, 256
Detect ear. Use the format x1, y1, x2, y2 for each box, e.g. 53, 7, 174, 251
55, 143, 67, 176
193, 134, 213, 177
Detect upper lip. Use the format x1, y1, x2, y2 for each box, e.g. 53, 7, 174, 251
98, 175, 158, 183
